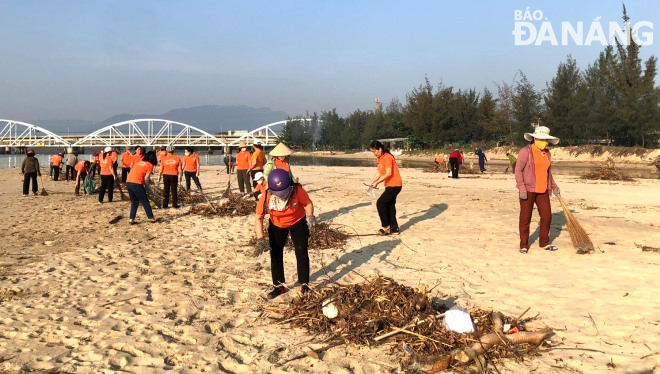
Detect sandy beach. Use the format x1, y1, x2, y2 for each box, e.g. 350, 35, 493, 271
1, 165, 659, 373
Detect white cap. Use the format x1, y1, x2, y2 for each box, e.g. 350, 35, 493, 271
166, 146, 174, 152
254, 140, 262, 145
104, 146, 112, 152
253, 172, 264, 181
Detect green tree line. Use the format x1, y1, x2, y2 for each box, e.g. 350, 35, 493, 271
283, 7, 658, 149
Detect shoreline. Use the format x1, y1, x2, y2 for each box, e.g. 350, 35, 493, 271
296, 145, 660, 166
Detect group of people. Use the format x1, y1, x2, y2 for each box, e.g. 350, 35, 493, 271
252, 127, 568, 299
19, 127, 568, 300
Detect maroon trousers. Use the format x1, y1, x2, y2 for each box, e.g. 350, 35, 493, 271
519, 192, 552, 249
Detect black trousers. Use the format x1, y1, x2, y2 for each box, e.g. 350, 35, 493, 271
251, 170, 262, 188
121, 167, 130, 183
377, 186, 402, 232
184, 171, 202, 191
268, 218, 310, 286
53, 166, 60, 181
75, 171, 87, 195
23, 172, 38, 195
99, 175, 114, 202
449, 157, 460, 178
163, 175, 179, 208
236, 169, 252, 193
65, 165, 76, 181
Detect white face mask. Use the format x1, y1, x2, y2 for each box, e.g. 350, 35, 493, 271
277, 156, 286, 161
184, 151, 190, 156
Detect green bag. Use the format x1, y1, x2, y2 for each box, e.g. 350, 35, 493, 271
263, 156, 294, 181
84, 176, 95, 195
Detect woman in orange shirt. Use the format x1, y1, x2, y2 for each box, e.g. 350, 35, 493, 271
74, 160, 91, 196
515, 126, 560, 254
182, 147, 202, 191
126, 151, 158, 224
368, 140, 403, 235
248, 141, 266, 188
253, 169, 315, 299
235, 141, 252, 194
98, 147, 118, 203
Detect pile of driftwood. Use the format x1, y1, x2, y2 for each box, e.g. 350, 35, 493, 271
581, 159, 633, 181
190, 192, 257, 217
249, 223, 349, 251
265, 277, 553, 372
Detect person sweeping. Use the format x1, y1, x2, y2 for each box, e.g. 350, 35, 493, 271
126, 151, 158, 224
98, 147, 117, 203
505, 152, 517, 174
515, 126, 560, 254
368, 140, 403, 235
21, 150, 41, 196
253, 169, 316, 299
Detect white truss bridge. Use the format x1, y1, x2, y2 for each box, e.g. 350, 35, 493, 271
0, 118, 315, 148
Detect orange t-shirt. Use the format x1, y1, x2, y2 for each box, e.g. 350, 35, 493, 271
274, 158, 290, 172
532, 144, 550, 193
51, 155, 63, 167
126, 161, 153, 184
100, 155, 114, 176
378, 153, 402, 187
161, 154, 181, 176
183, 154, 200, 172
74, 161, 86, 173
250, 149, 265, 171
121, 152, 132, 168
256, 186, 311, 228
111, 151, 118, 163
435, 157, 445, 164
131, 153, 143, 167
236, 151, 250, 170
255, 181, 266, 194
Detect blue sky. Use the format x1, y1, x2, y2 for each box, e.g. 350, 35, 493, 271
0, 0, 657, 121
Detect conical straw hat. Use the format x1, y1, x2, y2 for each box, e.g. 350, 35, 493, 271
270, 143, 293, 157
238, 141, 247, 148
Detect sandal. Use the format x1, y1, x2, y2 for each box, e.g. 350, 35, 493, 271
544, 245, 558, 252
519, 248, 529, 254
378, 228, 390, 236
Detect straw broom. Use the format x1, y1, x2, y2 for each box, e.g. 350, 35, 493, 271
556, 195, 594, 254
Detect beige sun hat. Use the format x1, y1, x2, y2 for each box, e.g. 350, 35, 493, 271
238, 141, 247, 148
524, 126, 560, 145
270, 143, 293, 157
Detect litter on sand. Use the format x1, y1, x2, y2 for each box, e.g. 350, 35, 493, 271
263, 276, 554, 372
249, 223, 348, 251
190, 193, 256, 216
581, 158, 634, 181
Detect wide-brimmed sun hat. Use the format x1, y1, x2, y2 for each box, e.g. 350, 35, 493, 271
238, 141, 247, 148
524, 126, 560, 145
270, 143, 293, 157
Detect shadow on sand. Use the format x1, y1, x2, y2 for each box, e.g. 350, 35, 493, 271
529, 211, 567, 247
310, 239, 401, 288
399, 203, 448, 232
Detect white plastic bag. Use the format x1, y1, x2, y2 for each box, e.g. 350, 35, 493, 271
364, 186, 376, 198
443, 306, 474, 333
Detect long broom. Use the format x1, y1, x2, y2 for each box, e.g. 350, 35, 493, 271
38, 175, 48, 196
556, 195, 594, 254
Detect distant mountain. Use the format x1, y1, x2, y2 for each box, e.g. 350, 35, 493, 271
99, 105, 289, 133
30, 105, 289, 135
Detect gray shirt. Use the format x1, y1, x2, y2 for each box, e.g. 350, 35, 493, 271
65, 154, 77, 166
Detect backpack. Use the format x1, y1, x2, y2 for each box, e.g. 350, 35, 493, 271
84, 176, 96, 195
263, 156, 294, 181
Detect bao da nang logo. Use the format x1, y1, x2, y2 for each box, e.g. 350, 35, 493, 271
513, 8, 653, 46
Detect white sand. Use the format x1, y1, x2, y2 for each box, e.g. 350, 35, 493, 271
0, 165, 659, 373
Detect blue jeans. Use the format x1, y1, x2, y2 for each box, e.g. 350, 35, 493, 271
126, 183, 154, 220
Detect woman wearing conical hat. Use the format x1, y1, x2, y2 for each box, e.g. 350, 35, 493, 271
265, 143, 294, 180
515, 126, 560, 254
